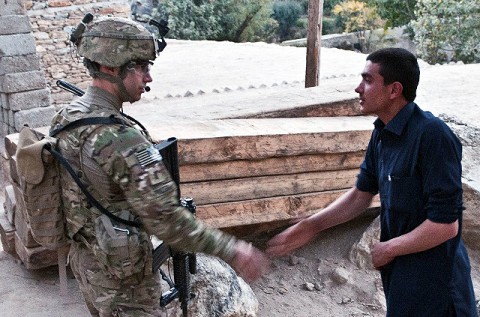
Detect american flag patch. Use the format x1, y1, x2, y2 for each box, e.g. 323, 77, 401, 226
134, 145, 162, 167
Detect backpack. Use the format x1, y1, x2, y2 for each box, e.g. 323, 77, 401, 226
15, 117, 141, 250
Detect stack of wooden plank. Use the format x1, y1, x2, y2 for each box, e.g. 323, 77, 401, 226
1, 115, 378, 268
147, 116, 379, 233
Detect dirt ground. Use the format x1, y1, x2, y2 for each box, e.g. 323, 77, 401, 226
1, 40, 480, 316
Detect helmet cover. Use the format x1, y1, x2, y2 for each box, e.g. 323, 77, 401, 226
77, 17, 156, 68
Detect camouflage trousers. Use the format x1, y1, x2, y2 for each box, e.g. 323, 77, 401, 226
69, 241, 170, 317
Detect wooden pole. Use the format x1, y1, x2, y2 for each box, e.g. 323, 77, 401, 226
305, 0, 324, 88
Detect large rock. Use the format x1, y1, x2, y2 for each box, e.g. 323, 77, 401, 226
349, 216, 380, 270
164, 254, 258, 317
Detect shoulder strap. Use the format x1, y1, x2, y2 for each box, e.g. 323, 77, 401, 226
49, 115, 127, 137
47, 116, 141, 228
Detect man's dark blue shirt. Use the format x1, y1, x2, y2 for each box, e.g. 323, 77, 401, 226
356, 102, 477, 316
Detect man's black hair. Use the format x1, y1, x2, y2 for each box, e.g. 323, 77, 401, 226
367, 48, 420, 102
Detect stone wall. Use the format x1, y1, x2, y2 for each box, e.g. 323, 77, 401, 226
26, 0, 130, 108
0, 0, 130, 185
0, 1, 53, 133
0, 0, 53, 187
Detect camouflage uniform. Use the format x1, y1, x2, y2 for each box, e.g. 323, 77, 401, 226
51, 83, 237, 316
54, 16, 239, 315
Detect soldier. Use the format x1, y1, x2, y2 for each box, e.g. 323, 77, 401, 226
52, 16, 270, 316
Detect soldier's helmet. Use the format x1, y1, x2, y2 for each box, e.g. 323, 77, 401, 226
77, 17, 157, 68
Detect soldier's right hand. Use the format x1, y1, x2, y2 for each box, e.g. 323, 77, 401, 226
230, 240, 270, 283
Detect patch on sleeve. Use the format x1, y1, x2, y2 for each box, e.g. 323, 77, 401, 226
134, 145, 162, 168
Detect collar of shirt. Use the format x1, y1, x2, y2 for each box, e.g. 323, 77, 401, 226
373, 102, 417, 137
85, 86, 123, 112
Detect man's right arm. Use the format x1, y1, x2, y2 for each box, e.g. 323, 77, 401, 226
90, 126, 269, 280
266, 187, 374, 257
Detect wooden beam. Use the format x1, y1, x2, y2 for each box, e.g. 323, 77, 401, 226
177, 129, 370, 164
179, 151, 365, 182
14, 232, 57, 270
236, 98, 362, 119
181, 169, 358, 205
305, 0, 324, 88
149, 116, 374, 164
0, 213, 16, 255
197, 190, 381, 229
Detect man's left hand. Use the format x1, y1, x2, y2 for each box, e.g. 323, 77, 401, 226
371, 241, 395, 270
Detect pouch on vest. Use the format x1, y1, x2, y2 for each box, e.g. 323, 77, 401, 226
93, 210, 150, 279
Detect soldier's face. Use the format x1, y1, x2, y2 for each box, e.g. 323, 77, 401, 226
123, 62, 153, 102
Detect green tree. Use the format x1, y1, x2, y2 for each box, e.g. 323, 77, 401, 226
152, 0, 276, 42
323, 0, 344, 15
272, 0, 303, 41
365, 0, 417, 28
225, 0, 277, 42
410, 0, 480, 64
321, 0, 348, 34
332, 0, 385, 52
155, 0, 220, 40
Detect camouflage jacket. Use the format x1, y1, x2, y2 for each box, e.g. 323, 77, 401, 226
50, 86, 237, 262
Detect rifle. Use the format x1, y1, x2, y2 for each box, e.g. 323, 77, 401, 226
57, 80, 196, 317
153, 138, 197, 317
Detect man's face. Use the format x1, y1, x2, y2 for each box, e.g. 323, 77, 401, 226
122, 61, 153, 103
355, 61, 393, 119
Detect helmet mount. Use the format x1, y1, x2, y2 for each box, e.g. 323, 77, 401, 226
149, 19, 169, 53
